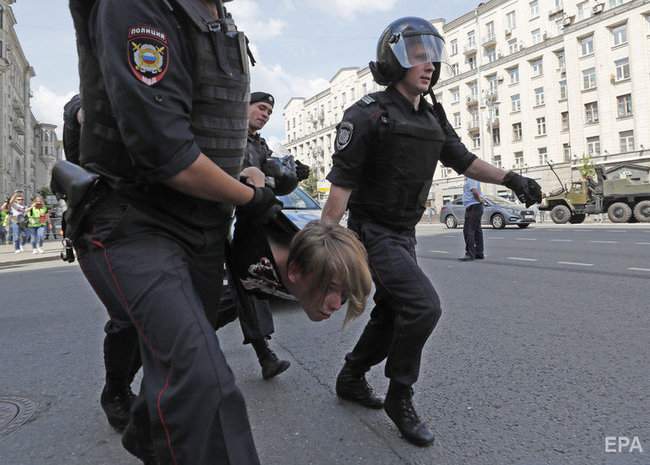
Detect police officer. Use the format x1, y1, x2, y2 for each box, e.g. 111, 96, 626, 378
321, 17, 542, 447
69, 0, 278, 464
222, 91, 310, 379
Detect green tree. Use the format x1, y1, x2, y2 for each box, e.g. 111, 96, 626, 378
300, 170, 318, 197
578, 154, 596, 179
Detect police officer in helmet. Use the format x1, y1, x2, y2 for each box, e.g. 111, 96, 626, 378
322, 17, 541, 447
68, 0, 275, 463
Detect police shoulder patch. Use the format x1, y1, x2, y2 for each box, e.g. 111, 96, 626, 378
127, 25, 170, 86
360, 95, 375, 106
335, 121, 354, 151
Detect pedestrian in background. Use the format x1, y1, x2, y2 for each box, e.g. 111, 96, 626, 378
27, 195, 48, 254
0, 199, 9, 245
459, 176, 484, 261
8, 191, 26, 254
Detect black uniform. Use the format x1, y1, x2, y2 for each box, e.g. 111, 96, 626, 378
70, 1, 258, 464
327, 87, 476, 387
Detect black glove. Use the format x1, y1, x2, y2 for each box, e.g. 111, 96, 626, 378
237, 186, 283, 224
295, 160, 310, 181
263, 156, 298, 195
503, 171, 542, 207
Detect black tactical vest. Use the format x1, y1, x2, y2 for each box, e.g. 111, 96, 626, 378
349, 91, 445, 229
245, 134, 272, 170
71, 0, 250, 229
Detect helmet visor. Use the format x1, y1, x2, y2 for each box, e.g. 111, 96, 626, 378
389, 33, 447, 68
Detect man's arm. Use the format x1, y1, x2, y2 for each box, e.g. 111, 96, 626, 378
463, 158, 506, 184
464, 159, 542, 207
471, 187, 482, 203
321, 185, 352, 225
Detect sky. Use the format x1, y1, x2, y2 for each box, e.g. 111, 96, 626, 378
12, 0, 479, 148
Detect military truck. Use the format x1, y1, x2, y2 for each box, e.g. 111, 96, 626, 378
539, 163, 650, 223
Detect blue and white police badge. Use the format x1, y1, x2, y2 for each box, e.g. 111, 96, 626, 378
127, 25, 169, 86
335, 121, 354, 151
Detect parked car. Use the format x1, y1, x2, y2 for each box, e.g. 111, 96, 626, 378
439, 195, 536, 229
276, 187, 321, 230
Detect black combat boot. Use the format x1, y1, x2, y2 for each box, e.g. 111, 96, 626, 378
335, 362, 384, 409
122, 418, 158, 465
384, 382, 434, 447
100, 384, 135, 432
251, 338, 290, 380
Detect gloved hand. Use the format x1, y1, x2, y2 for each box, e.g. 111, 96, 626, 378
295, 160, 311, 181
503, 171, 542, 207
263, 156, 298, 195
237, 186, 283, 224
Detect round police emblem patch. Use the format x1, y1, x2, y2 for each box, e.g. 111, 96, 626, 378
127, 25, 169, 86
335, 121, 354, 151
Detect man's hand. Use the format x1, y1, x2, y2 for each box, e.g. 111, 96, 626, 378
237, 185, 283, 224
295, 160, 310, 181
240, 166, 265, 187
503, 171, 542, 207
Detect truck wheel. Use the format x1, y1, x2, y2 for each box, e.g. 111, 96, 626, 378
550, 205, 571, 224
633, 200, 650, 222
445, 215, 458, 229
569, 214, 586, 224
491, 213, 506, 229
607, 202, 632, 223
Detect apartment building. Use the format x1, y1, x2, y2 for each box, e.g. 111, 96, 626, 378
284, 0, 650, 208
0, 0, 61, 200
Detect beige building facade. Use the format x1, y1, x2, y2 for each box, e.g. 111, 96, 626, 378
284, 0, 650, 208
0, 0, 61, 201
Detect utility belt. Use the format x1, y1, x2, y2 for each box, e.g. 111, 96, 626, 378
50, 160, 106, 262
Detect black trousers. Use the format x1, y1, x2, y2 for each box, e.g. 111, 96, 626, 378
344, 217, 442, 387
76, 196, 259, 465
463, 204, 484, 258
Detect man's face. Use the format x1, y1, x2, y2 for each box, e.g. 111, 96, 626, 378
290, 268, 348, 321
401, 61, 435, 95
248, 102, 273, 132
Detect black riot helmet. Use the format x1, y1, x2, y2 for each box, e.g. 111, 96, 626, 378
369, 17, 447, 91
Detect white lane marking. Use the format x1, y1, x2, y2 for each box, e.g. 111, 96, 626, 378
608, 230, 627, 233
557, 261, 594, 267
488, 237, 505, 240
507, 257, 538, 262
628, 267, 650, 272
516, 238, 537, 241
430, 250, 449, 254
635, 242, 650, 245
590, 240, 618, 244
574, 229, 594, 232
550, 239, 573, 242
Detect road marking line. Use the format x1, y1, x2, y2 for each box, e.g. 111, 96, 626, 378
507, 257, 538, 262
590, 240, 618, 244
516, 238, 537, 241
550, 239, 573, 242
488, 237, 505, 240
628, 267, 650, 272
557, 261, 594, 267
635, 242, 650, 245
430, 250, 449, 254
575, 229, 594, 231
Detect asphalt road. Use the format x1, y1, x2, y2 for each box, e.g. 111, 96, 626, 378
1, 224, 648, 465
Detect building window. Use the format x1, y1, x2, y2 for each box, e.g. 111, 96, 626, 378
450, 88, 460, 104
531, 58, 543, 77
561, 111, 570, 131
486, 21, 495, 38
531, 29, 541, 44
451, 63, 459, 76
451, 39, 458, 56
563, 143, 571, 161
559, 79, 567, 100
469, 82, 478, 99
536, 117, 547, 135
612, 24, 628, 46
506, 11, 516, 29
492, 127, 501, 146
579, 35, 594, 56
513, 123, 523, 141
470, 110, 479, 128
617, 94, 633, 117
467, 55, 477, 70
587, 136, 601, 156
582, 68, 597, 90
514, 151, 524, 168
584, 102, 599, 123
508, 39, 518, 55
485, 46, 496, 63
468, 30, 476, 48
511, 94, 521, 112
508, 67, 519, 84
556, 50, 566, 70
530, 0, 539, 18
538, 147, 548, 165
619, 130, 634, 152
615, 58, 630, 81
609, 0, 624, 6
0, 5, 3, 30
577, 1, 590, 20
0, 40, 3, 58
492, 155, 502, 168
472, 134, 481, 149
534, 87, 545, 106
453, 112, 461, 128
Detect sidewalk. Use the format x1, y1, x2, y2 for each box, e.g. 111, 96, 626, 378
0, 240, 63, 266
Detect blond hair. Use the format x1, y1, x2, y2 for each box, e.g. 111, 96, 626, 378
287, 221, 372, 323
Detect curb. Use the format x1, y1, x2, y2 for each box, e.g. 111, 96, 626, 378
0, 254, 63, 268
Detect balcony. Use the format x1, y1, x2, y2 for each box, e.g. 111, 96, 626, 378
467, 121, 480, 133
487, 117, 500, 128
466, 96, 479, 108
548, 7, 564, 18
463, 42, 477, 55
482, 33, 497, 47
